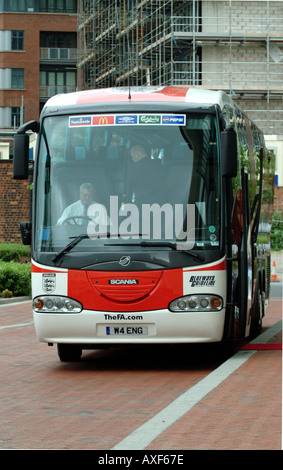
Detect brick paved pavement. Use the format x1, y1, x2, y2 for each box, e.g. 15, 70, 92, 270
0, 298, 281, 450
145, 298, 282, 450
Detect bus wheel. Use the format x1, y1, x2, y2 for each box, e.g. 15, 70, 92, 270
57, 344, 82, 362
238, 243, 248, 340
250, 288, 263, 338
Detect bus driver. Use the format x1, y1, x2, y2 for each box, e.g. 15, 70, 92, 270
57, 182, 107, 229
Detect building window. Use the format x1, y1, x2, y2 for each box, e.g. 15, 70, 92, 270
11, 31, 24, 50
40, 69, 76, 96
40, 31, 76, 48
11, 69, 24, 89
3, 1, 37, 11
39, 0, 77, 13
11, 107, 22, 127
1, 0, 76, 12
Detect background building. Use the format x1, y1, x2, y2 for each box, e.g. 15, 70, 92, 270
0, 0, 282, 242
77, 0, 283, 207
0, 1, 77, 134
0, 1, 77, 241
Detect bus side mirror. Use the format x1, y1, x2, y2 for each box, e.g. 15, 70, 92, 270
13, 120, 39, 180
13, 133, 30, 179
20, 221, 32, 245
221, 127, 238, 178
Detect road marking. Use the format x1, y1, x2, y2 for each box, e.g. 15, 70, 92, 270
0, 322, 33, 331
112, 320, 282, 450
249, 319, 282, 344
112, 350, 256, 450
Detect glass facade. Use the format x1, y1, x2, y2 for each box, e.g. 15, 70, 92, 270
1, 0, 77, 12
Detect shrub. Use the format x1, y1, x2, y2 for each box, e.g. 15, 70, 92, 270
0, 289, 13, 298
271, 210, 283, 251
0, 261, 31, 297
0, 242, 31, 263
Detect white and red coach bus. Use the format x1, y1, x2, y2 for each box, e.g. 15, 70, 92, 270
13, 86, 274, 361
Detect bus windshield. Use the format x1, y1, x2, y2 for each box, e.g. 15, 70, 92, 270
35, 112, 220, 256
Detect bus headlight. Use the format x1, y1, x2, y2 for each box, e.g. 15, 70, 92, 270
169, 295, 223, 312
33, 296, 82, 313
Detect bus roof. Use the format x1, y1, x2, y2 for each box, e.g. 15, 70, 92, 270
44, 86, 232, 111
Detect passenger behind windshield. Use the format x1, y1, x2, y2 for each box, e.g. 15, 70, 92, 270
86, 129, 106, 162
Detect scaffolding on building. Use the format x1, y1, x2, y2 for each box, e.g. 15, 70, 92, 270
77, 0, 283, 134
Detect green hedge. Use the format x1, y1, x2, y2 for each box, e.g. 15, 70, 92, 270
0, 242, 31, 262
0, 243, 31, 297
271, 210, 283, 251
0, 261, 31, 297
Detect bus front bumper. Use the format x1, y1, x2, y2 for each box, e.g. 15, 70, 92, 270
33, 308, 226, 344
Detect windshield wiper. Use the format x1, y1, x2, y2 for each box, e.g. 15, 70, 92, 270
52, 234, 89, 263
108, 240, 204, 261
53, 235, 204, 264
52, 232, 143, 263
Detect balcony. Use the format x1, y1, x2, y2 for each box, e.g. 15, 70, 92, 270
40, 47, 77, 64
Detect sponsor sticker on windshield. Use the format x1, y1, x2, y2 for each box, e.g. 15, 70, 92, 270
162, 115, 186, 125
69, 116, 92, 127
139, 114, 161, 125
69, 114, 186, 127
92, 115, 115, 125
115, 115, 138, 125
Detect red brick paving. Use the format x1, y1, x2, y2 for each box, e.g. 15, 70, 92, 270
147, 298, 282, 450
147, 349, 281, 450
0, 299, 281, 450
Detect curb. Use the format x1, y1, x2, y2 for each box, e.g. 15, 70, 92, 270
0, 296, 31, 305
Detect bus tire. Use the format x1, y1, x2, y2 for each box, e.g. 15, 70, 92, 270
57, 343, 82, 362
250, 287, 263, 338
238, 239, 248, 339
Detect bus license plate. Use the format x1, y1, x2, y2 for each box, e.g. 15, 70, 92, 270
106, 325, 148, 336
